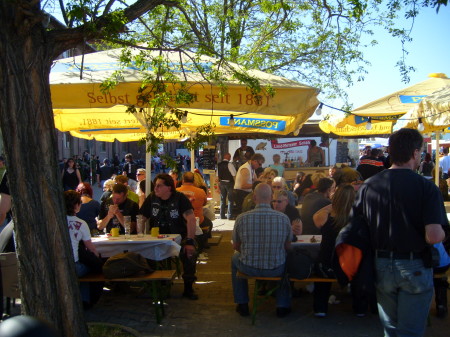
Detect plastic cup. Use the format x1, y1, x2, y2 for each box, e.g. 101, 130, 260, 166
151, 227, 160, 237
110, 228, 120, 237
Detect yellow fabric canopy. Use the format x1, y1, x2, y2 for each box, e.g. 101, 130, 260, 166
50, 47, 320, 141
352, 73, 450, 117
320, 73, 449, 136
394, 85, 450, 133
319, 117, 395, 136
54, 105, 307, 141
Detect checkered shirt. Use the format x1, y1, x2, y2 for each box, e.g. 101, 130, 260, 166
232, 204, 292, 269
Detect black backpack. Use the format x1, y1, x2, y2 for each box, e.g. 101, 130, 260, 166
102, 252, 153, 279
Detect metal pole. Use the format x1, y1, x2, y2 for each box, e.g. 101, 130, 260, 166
145, 139, 152, 196
191, 134, 195, 172
435, 131, 440, 186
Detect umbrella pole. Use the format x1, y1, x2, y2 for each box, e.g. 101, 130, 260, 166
435, 131, 440, 186
146, 139, 152, 196
190, 134, 195, 172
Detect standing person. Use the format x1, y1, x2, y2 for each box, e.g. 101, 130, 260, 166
62, 158, 82, 191
140, 173, 199, 300
122, 153, 138, 189
96, 159, 115, 188
231, 183, 292, 317
356, 148, 385, 180
233, 139, 255, 168
419, 153, 434, 180
352, 128, 447, 337
270, 154, 285, 178
233, 153, 265, 218
307, 140, 325, 167
440, 147, 450, 179
217, 153, 236, 220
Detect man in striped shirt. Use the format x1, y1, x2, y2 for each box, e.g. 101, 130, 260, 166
231, 183, 292, 318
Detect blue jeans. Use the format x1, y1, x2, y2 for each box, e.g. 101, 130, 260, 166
375, 257, 433, 337
75, 261, 90, 302
219, 182, 234, 219
231, 252, 290, 308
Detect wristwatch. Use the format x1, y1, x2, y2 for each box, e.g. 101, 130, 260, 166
185, 238, 195, 246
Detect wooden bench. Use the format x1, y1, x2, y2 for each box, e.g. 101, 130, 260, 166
79, 270, 176, 324
208, 234, 223, 246
236, 271, 337, 324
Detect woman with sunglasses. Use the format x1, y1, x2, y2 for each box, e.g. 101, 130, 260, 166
272, 177, 297, 206
272, 190, 302, 239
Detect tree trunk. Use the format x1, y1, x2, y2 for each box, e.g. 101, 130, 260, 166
0, 3, 88, 336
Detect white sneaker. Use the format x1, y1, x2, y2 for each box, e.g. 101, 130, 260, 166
314, 312, 327, 318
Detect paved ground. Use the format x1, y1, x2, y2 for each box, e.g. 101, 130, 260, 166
5, 186, 447, 336
81, 227, 450, 337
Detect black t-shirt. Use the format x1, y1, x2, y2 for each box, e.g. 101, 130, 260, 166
140, 191, 193, 238
98, 165, 115, 181
123, 162, 138, 181
301, 192, 331, 235
317, 216, 339, 266
285, 203, 301, 223
353, 169, 449, 253
98, 198, 139, 233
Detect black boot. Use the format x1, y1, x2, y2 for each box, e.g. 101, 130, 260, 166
183, 281, 199, 300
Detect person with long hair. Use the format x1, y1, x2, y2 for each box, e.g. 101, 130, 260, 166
311, 184, 355, 317
419, 152, 434, 179
294, 174, 313, 201
62, 158, 82, 191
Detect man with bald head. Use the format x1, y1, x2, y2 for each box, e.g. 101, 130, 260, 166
231, 183, 292, 318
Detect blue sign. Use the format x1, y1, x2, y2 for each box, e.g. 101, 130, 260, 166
399, 95, 426, 104
354, 116, 369, 125
79, 127, 141, 132
219, 117, 286, 131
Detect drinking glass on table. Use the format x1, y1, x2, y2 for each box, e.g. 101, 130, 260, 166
124, 215, 131, 239
136, 215, 145, 238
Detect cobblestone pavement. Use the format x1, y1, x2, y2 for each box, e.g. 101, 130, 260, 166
83, 229, 449, 337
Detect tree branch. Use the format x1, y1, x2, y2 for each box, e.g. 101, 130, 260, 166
47, 0, 179, 59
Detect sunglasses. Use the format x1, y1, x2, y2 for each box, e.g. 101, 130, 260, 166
271, 199, 287, 204
272, 185, 282, 189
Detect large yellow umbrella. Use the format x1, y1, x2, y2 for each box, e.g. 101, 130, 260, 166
319, 73, 450, 136
394, 85, 450, 133
50, 46, 319, 125
51, 47, 320, 145
319, 115, 396, 136
53, 105, 308, 140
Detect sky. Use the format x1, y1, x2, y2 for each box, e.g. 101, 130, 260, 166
319, 5, 450, 117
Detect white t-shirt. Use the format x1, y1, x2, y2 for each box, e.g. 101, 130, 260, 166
234, 161, 255, 192
67, 215, 91, 262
